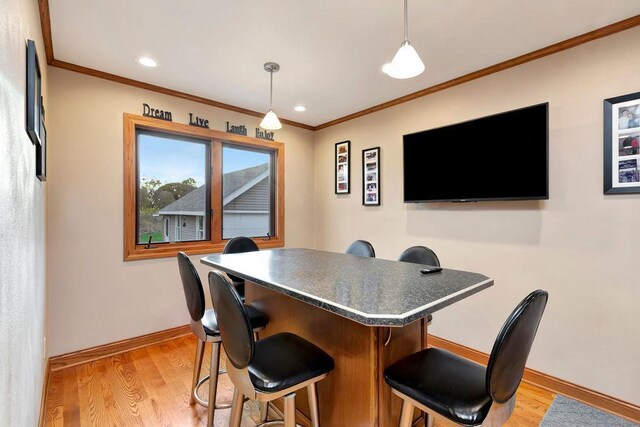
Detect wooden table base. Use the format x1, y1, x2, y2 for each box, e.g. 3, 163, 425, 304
246, 281, 428, 427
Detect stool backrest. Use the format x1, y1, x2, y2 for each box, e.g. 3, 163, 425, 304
177, 252, 205, 322
345, 240, 375, 257
223, 236, 259, 282
224, 236, 259, 254
208, 270, 255, 369
398, 246, 440, 267
486, 290, 548, 403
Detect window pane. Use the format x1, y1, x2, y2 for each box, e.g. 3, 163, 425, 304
222, 145, 273, 239
137, 130, 209, 244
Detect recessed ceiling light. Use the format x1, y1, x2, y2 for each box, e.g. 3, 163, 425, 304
294, 105, 306, 112
137, 57, 157, 68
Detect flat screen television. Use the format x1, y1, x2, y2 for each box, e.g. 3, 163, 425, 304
403, 103, 549, 203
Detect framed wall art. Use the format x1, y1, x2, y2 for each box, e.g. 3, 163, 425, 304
604, 91, 640, 194
335, 140, 350, 194
36, 121, 46, 181
25, 39, 42, 145
362, 147, 380, 205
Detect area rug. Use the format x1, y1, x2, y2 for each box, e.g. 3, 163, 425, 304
540, 395, 639, 426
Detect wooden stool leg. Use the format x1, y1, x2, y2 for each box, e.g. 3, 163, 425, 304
399, 400, 414, 427
284, 392, 296, 427
190, 339, 205, 405
259, 402, 269, 422
426, 412, 434, 427
206, 342, 222, 427
307, 383, 320, 427
229, 387, 245, 427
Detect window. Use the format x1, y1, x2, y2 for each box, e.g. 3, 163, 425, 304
137, 130, 209, 245
124, 114, 285, 260
222, 145, 274, 239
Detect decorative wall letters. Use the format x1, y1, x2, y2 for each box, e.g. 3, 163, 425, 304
188, 113, 209, 128
226, 121, 247, 136
142, 103, 172, 121
256, 128, 275, 141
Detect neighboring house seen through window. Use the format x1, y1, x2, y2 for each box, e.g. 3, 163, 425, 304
222, 145, 274, 240
124, 114, 285, 261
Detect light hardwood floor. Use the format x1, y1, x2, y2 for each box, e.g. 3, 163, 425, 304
44, 335, 555, 426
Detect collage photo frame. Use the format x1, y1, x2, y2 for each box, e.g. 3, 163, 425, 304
335, 141, 350, 194
362, 147, 380, 205
604, 91, 640, 194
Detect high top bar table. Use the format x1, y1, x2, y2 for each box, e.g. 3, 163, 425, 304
202, 248, 493, 427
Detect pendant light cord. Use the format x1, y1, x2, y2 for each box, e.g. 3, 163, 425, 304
404, 0, 409, 42
269, 71, 274, 110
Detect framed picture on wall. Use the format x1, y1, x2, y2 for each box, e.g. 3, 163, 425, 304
335, 140, 350, 194
36, 122, 46, 181
25, 39, 42, 145
362, 147, 380, 205
604, 91, 640, 194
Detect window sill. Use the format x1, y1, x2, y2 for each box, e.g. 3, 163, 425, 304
123, 237, 285, 261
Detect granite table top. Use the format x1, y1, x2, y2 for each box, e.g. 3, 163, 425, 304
201, 248, 493, 327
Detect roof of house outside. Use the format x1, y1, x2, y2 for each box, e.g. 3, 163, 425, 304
157, 163, 269, 215
223, 163, 269, 197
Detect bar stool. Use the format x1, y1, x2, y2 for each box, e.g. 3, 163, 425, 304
177, 252, 269, 427
384, 290, 548, 427
398, 245, 441, 325
208, 270, 335, 427
345, 239, 375, 257
223, 236, 259, 301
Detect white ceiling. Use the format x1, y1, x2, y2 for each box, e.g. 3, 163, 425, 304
49, 0, 640, 127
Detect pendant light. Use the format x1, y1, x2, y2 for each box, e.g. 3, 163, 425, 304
260, 62, 282, 130
382, 0, 424, 79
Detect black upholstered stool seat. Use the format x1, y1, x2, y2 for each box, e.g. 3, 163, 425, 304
249, 332, 335, 393
385, 348, 492, 425
201, 306, 268, 337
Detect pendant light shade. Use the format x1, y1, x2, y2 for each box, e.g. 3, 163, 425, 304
382, 0, 424, 79
260, 62, 283, 130
382, 41, 424, 79
260, 109, 282, 130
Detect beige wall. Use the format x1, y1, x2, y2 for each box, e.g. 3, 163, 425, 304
47, 68, 315, 356
313, 27, 640, 404
45, 22, 640, 406
0, 0, 48, 424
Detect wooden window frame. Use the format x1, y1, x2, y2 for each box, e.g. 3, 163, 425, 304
124, 113, 285, 261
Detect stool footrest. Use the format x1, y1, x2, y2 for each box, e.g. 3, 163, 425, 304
193, 370, 232, 409
256, 421, 302, 427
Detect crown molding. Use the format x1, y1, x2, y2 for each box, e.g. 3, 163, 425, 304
48, 59, 315, 130
314, 14, 640, 130
37, 1, 640, 132
36, 0, 314, 131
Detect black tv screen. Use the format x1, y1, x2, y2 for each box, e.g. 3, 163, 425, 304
403, 103, 549, 202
